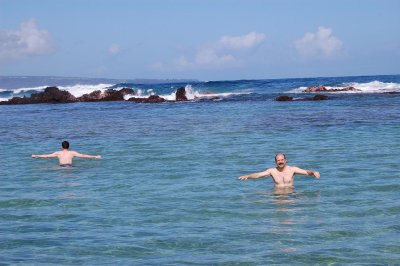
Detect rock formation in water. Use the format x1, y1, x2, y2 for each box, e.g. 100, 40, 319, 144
77, 88, 135, 102
275, 94, 328, 101
175, 87, 188, 101
0, 86, 76, 104
275, 95, 294, 101
0, 85, 198, 104
128, 95, 166, 103
304, 85, 360, 92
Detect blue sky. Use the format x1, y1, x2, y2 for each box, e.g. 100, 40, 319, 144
1, 0, 399, 81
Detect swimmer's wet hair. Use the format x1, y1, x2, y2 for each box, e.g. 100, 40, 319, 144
62, 141, 69, 149
275, 153, 286, 162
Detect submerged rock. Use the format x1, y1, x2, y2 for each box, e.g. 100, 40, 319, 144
275, 94, 328, 102
312, 94, 329, 100
275, 95, 294, 101
128, 95, 165, 103
342, 86, 358, 91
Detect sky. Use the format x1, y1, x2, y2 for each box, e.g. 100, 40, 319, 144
1, 0, 399, 81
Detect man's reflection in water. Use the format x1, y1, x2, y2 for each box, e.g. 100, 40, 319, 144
269, 187, 299, 253
267, 187, 321, 253
271, 186, 298, 227
56, 170, 81, 199
272, 186, 298, 211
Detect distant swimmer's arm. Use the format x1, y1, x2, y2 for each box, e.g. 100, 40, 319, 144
72, 151, 101, 159
32, 152, 58, 159
293, 167, 320, 179
239, 169, 272, 180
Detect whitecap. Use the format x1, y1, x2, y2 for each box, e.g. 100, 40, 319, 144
289, 81, 400, 94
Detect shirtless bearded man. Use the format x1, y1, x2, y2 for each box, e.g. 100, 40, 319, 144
238, 153, 320, 188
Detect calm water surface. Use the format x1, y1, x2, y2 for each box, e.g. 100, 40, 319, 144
1, 77, 399, 264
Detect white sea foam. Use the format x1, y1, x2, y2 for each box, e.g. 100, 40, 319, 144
1, 83, 115, 100
159, 85, 200, 101
1, 82, 250, 102
290, 81, 400, 93
58, 83, 114, 97
158, 84, 252, 101
345, 81, 400, 93
122, 88, 156, 100
160, 91, 177, 101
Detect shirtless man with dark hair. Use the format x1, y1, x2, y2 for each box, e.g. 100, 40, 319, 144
32, 141, 101, 166
239, 153, 320, 188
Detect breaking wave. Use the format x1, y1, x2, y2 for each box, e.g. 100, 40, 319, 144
0, 83, 252, 102
290, 81, 400, 93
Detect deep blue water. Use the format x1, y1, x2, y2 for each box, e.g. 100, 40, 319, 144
0, 75, 399, 264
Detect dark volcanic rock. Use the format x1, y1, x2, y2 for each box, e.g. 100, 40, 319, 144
77, 88, 135, 102
197, 96, 221, 101
0, 96, 33, 105
0, 86, 137, 105
101, 88, 134, 101
0, 86, 76, 105
275, 94, 328, 102
330, 86, 360, 92
304, 85, 360, 93
128, 95, 165, 103
275, 95, 294, 101
175, 87, 188, 101
304, 85, 327, 92
77, 90, 103, 102
120, 87, 135, 96
312, 94, 329, 100
31, 86, 76, 103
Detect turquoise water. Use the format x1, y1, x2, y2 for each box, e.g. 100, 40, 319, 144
1, 76, 399, 264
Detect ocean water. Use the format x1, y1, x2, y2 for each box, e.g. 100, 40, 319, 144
1, 75, 399, 264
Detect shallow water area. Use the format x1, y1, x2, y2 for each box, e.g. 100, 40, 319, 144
1, 75, 399, 264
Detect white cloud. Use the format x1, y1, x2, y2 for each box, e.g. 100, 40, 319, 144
194, 47, 236, 66
109, 44, 121, 55
171, 32, 266, 70
0, 19, 54, 61
294, 27, 343, 59
217, 32, 266, 50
